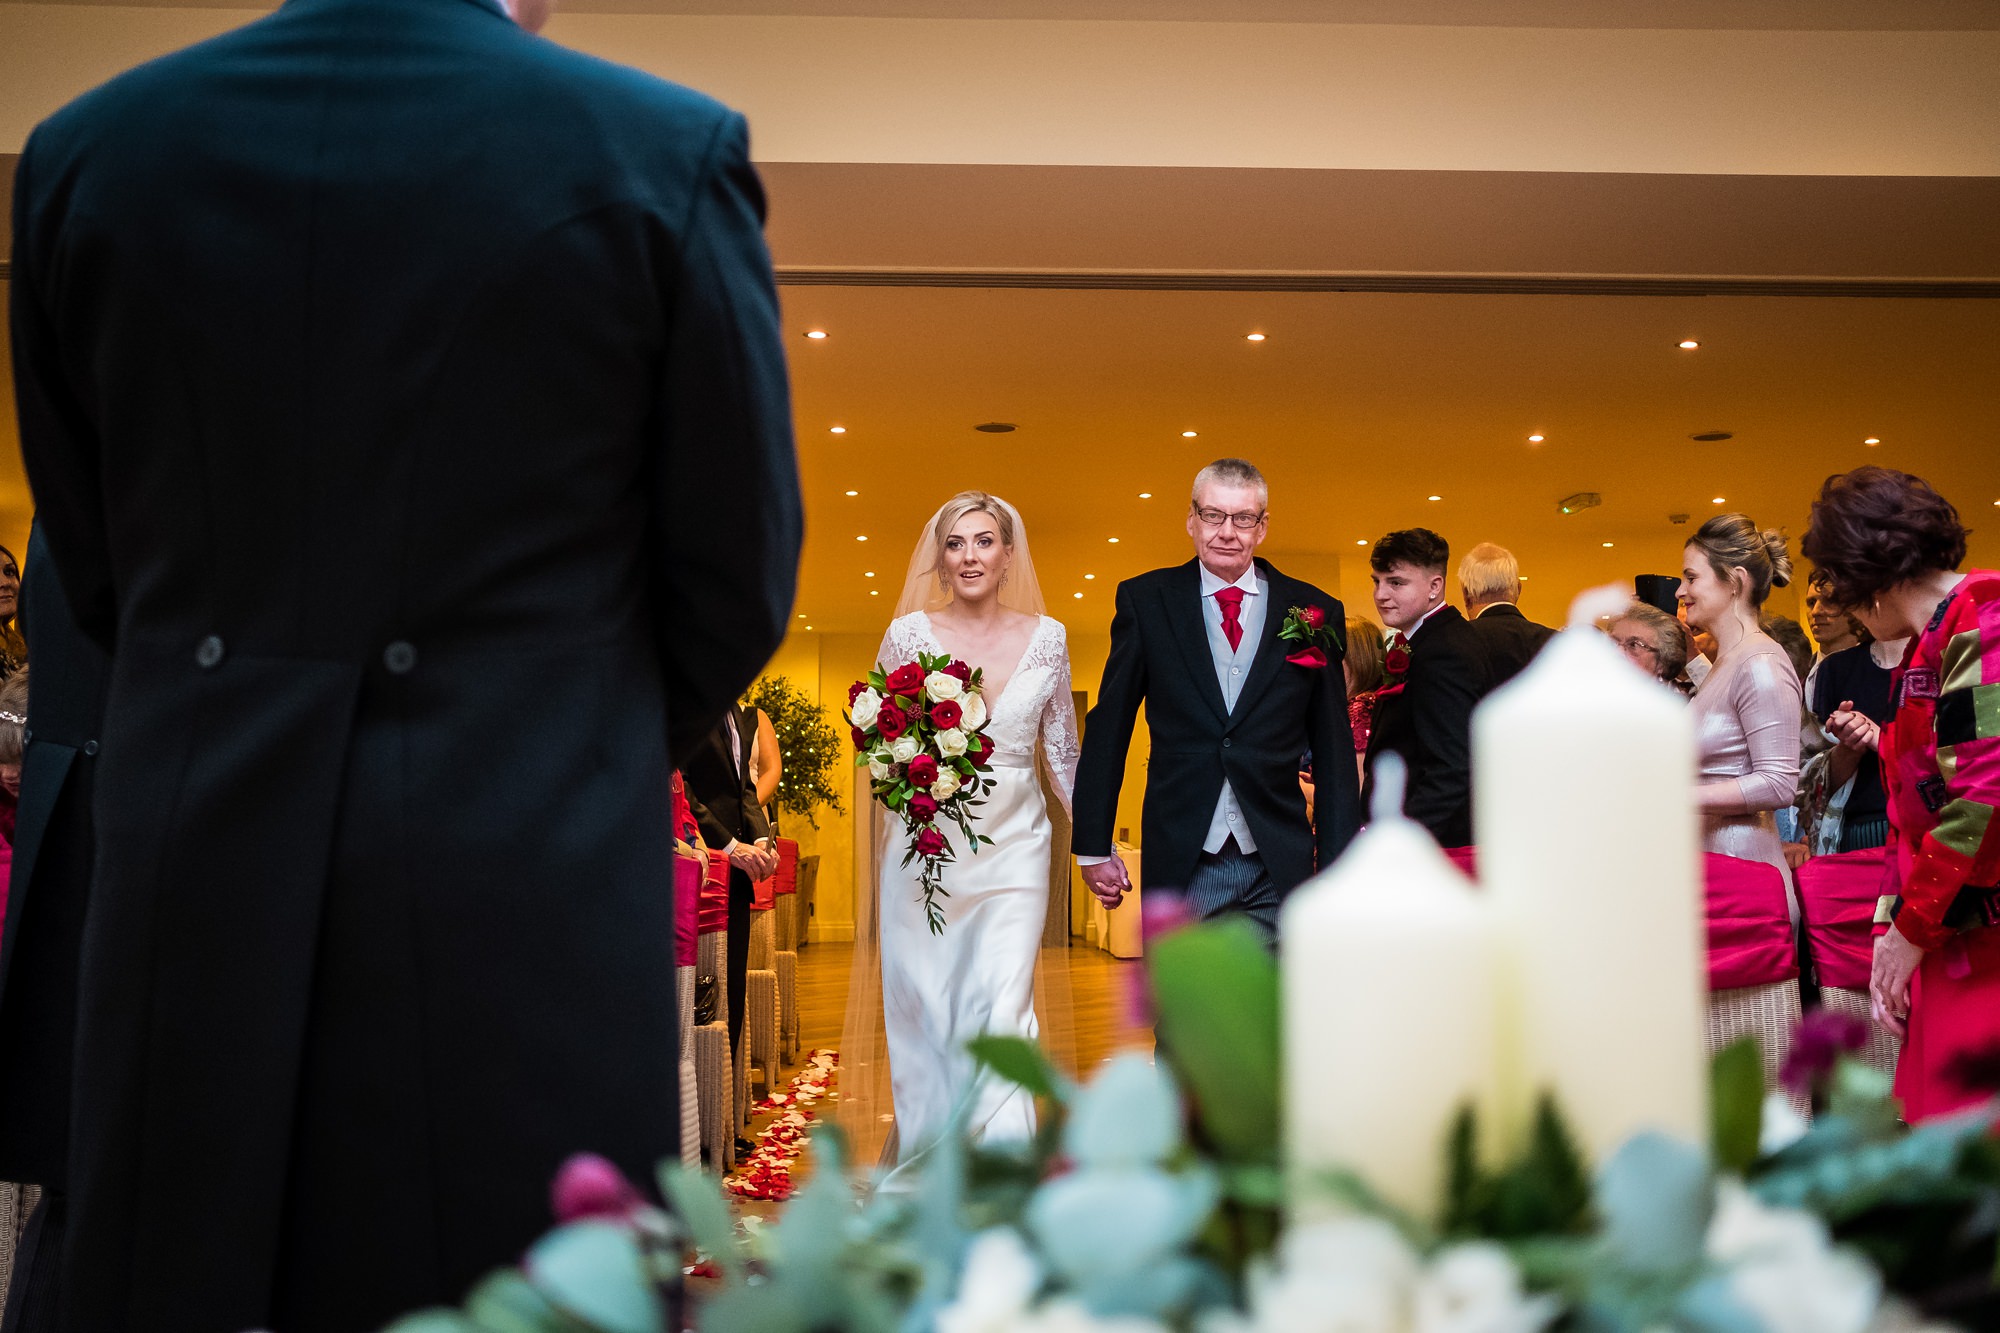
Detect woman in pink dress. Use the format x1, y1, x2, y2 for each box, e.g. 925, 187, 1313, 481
1803, 466, 2000, 1120
1679, 514, 1804, 915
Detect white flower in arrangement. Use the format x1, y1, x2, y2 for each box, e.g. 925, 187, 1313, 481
926, 670, 966, 703
1758, 1090, 1811, 1156
849, 687, 883, 731
931, 769, 963, 801
868, 748, 893, 780
890, 735, 921, 764
936, 727, 970, 758
936, 1229, 1040, 1333
961, 690, 988, 731
1413, 1243, 1558, 1333
1017, 1302, 1172, 1333
1707, 1181, 1881, 1333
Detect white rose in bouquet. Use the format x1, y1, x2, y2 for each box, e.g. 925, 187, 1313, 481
938, 1229, 1039, 1333
936, 728, 970, 758
960, 690, 988, 731
890, 735, 921, 764
868, 748, 893, 780
849, 687, 883, 731
1414, 1243, 1557, 1333
931, 769, 963, 801
926, 671, 965, 703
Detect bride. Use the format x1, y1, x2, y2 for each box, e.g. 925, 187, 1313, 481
840, 490, 1080, 1172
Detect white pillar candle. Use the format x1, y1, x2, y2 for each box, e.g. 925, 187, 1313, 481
1476, 587, 1708, 1165
1281, 757, 1500, 1224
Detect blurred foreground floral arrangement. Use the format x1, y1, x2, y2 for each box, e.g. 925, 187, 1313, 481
387, 922, 2000, 1333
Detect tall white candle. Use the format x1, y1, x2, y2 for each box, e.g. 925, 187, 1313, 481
1281, 757, 1500, 1224
1476, 587, 1707, 1164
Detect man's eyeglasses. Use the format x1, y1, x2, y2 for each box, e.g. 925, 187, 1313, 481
1191, 505, 1267, 531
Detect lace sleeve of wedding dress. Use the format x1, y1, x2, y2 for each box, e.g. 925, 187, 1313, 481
1036, 619, 1080, 819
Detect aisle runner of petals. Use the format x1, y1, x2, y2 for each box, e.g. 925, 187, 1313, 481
724, 1049, 839, 1202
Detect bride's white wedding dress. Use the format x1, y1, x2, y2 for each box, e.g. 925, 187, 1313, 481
874, 609, 1079, 1160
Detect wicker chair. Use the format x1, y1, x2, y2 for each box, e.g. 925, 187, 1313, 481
744, 908, 780, 1111
676, 965, 700, 1170
1818, 987, 1903, 1079
695, 927, 735, 1171
0, 1181, 41, 1313
1707, 980, 1805, 1111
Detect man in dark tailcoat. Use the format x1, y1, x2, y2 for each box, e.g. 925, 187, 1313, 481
1071, 459, 1361, 939
681, 702, 775, 1061
1364, 529, 1492, 849
7, 0, 801, 1324
0, 525, 111, 1333
1459, 541, 1556, 689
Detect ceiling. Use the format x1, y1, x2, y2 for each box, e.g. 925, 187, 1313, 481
780, 285, 2000, 633
12, 0, 1996, 23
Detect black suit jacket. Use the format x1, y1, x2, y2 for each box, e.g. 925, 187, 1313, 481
682, 704, 772, 859
9, 0, 800, 1324
1072, 558, 1361, 898
1364, 605, 1491, 848
1468, 602, 1556, 689
0, 523, 111, 1188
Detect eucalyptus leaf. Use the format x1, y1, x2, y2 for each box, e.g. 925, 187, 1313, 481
1594, 1132, 1713, 1274
381, 1313, 484, 1333
465, 1270, 573, 1333
659, 1165, 745, 1285
1709, 1038, 1764, 1175
1146, 921, 1280, 1164
1027, 1165, 1220, 1285
1065, 1052, 1182, 1168
968, 1035, 1072, 1103
524, 1222, 664, 1333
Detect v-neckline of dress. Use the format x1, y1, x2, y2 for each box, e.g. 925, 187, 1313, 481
915, 610, 1047, 718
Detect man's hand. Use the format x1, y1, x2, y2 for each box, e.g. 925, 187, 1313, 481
730, 841, 776, 879
1080, 858, 1130, 909
1827, 700, 1880, 754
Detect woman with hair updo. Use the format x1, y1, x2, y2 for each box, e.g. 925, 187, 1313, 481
1679, 512, 1804, 915
0, 546, 24, 679
1802, 466, 2000, 1120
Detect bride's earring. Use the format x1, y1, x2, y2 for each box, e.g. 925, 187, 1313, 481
999, 568, 1010, 590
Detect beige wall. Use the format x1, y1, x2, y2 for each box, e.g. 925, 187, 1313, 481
4, 6, 1998, 174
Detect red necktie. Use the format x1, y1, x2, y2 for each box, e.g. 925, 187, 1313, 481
1215, 586, 1245, 652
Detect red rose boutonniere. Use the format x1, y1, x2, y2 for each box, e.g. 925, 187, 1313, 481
1278, 603, 1344, 669
1378, 634, 1412, 698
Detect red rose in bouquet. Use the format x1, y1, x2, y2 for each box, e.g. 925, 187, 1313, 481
967, 732, 995, 765
884, 662, 926, 697
942, 660, 974, 685
850, 725, 868, 750
929, 699, 963, 730
908, 793, 939, 821
914, 827, 947, 858
848, 679, 871, 705
907, 753, 940, 787
875, 702, 909, 739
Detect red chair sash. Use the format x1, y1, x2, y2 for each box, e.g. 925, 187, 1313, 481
774, 837, 799, 896
1797, 848, 1890, 990
751, 867, 777, 911
698, 849, 731, 935
1704, 852, 1798, 989
673, 854, 701, 967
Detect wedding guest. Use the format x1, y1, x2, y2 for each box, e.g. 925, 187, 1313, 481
1680, 513, 1803, 915
0, 527, 110, 1333
1606, 601, 1690, 688
0, 669, 22, 917
1364, 529, 1490, 848
0, 546, 24, 679
1684, 615, 1719, 691
683, 705, 777, 1062
1459, 542, 1554, 687
1802, 590, 1864, 739
1761, 616, 1816, 843
1803, 620, 1904, 854
749, 703, 782, 829
9, 0, 802, 1319
1345, 616, 1386, 778
1801, 466, 2000, 1120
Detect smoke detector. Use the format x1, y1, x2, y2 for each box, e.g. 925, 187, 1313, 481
1558, 491, 1602, 515
1668, 513, 1690, 525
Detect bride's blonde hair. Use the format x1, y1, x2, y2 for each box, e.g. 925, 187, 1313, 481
929, 490, 1016, 584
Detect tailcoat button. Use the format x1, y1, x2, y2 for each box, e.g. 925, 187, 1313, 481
383, 640, 418, 675
196, 635, 226, 669
1222, 737, 1232, 748
83, 740, 100, 756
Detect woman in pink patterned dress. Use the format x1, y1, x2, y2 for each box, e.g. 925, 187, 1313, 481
1803, 465, 2000, 1120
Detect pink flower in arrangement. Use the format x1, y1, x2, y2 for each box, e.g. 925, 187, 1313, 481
1780, 1009, 1873, 1095
930, 699, 963, 729
908, 793, 939, 821
875, 702, 909, 739
550, 1153, 644, 1225
942, 660, 974, 685
907, 754, 940, 787
914, 827, 947, 857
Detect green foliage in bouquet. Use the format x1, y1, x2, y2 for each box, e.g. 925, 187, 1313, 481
742, 675, 845, 829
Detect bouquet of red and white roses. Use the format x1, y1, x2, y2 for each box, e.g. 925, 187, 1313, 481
846, 652, 999, 935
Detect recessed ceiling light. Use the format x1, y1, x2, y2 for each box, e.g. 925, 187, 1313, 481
1864, 437, 1881, 445
1528, 433, 1545, 443
1678, 339, 1699, 350
864, 571, 875, 578
856, 535, 868, 542
1245, 333, 1266, 342
1073, 592, 1084, 599
1108, 537, 1120, 543
1138, 492, 1153, 499
974, 422, 1017, 434
1084, 574, 1096, 580
1602, 542, 1615, 548
829, 426, 846, 435
1712, 496, 1725, 504
1181, 431, 1198, 438
797, 614, 807, 619
1428, 495, 1442, 502
805, 330, 828, 340
870, 590, 879, 596
1519, 576, 1529, 582
805, 625, 813, 630
1356, 539, 1368, 546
